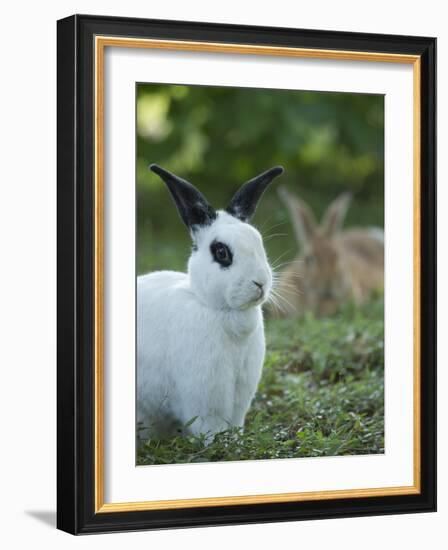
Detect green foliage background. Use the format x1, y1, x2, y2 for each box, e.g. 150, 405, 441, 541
136, 84, 385, 463
136, 84, 384, 274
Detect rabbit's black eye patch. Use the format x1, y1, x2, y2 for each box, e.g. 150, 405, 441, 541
210, 240, 233, 268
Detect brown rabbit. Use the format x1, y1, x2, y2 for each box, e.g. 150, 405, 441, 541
271, 188, 384, 317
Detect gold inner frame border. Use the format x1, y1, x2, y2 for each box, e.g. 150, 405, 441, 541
94, 35, 421, 513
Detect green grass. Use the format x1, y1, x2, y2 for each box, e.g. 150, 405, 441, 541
137, 296, 384, 465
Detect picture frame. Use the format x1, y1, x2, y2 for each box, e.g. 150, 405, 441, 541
57, 14, 436, 534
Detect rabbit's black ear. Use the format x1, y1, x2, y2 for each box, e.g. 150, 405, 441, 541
226, 166, 284, 222
149, 164, 216, 231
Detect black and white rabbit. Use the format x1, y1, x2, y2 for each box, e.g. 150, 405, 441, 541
137, 164, 284, 442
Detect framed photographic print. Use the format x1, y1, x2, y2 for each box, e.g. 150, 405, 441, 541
57, 14, 436, 534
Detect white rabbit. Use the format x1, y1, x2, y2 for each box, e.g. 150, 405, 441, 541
137, 164, 284, 442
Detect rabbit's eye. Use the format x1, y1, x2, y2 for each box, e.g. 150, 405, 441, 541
304, 254, 315, 267
210, 241, 233, 268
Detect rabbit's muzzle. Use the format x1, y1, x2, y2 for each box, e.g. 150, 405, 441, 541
228, 273, 271, 310
319, 288, 336, 300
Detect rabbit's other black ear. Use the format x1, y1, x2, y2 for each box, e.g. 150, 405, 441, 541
149, 164, 217, 231
226, 166, 284, 222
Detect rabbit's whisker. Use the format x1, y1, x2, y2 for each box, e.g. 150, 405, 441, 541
267, 292, 288, 314
259, 220, 287, 236
272, 282, 301, 294
269, 290, 296, 313
272, 259, 304, 270
266, 295, 282, 314
272, 286, 301, 301
270, 248, 295, 269
257, 214, 277, 233
266, 291, 280, 309
263, 233, 288, 242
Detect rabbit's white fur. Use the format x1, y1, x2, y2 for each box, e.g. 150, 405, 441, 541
137, 210, 273, 441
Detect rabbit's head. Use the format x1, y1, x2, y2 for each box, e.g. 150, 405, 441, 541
150, 164, 284, 311
278, 188, 353, 316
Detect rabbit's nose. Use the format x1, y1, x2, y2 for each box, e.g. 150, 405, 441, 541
320, 288, 335, 300
253, 281, 264, 297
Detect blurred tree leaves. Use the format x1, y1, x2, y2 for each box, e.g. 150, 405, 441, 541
136, 84, 384, 274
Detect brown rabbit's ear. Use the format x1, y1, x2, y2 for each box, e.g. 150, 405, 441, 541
278, 187, 316, 249
321, 192, 352, 237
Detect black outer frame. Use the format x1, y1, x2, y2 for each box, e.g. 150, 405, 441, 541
57, 14, 436, 535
